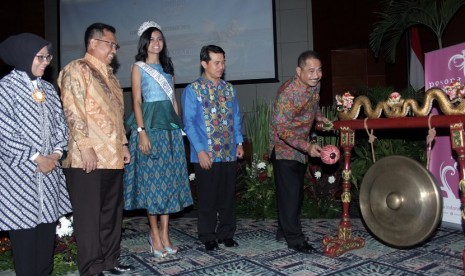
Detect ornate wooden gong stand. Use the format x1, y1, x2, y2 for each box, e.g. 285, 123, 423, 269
316, 114, 465, 271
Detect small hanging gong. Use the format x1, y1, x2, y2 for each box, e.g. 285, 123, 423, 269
359, 155, 443, 247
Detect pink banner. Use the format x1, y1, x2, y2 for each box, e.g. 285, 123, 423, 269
425, 42, 465, 227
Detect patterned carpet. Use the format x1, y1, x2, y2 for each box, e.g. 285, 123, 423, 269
1, 212, 463, 275
114, 213, 464, 276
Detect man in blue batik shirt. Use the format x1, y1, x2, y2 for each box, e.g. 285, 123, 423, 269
182, 45, 244, 251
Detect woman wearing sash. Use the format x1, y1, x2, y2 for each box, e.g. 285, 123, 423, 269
123, 21, 193, 257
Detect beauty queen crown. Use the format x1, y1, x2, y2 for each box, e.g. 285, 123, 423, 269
137, 21, 162, 36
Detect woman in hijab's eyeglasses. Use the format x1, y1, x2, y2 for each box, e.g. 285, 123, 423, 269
0, 33, 71, 276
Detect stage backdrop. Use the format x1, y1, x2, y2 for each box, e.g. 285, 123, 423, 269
59, 0, 277, 89
425, 42, 465, 228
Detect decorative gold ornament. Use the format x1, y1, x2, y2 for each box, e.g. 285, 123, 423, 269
336, 88, 465, 121
341, 169, 351, 181
32, 89, 46, 103
341, 191, 351, 203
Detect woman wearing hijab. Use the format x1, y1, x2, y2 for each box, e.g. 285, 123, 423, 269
0, 33, 71, 276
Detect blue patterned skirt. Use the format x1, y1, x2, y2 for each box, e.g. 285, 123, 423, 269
123, 103, 193, 214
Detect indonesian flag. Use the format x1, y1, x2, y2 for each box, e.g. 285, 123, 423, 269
409, 27, 425, 91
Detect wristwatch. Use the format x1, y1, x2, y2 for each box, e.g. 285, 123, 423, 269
137, 127, 145, 133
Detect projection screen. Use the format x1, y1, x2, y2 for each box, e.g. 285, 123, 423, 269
59, 0, 277, 88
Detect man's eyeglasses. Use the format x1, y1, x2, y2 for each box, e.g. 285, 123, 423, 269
94, 38, 120, 51
36, 54, 53, 63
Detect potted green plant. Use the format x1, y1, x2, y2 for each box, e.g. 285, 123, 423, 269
238, 101, 276, 219
369, 0, 465, 63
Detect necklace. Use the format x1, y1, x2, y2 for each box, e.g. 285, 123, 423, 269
31, 79, 46, 103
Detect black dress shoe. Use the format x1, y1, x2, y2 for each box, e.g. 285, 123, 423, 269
218, 238, 239, 247
204, 240, 219, 251
289, 241, 316, 254
107, 264, 135, 275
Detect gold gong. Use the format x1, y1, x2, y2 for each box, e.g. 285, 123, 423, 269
359, 156, 443, 247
